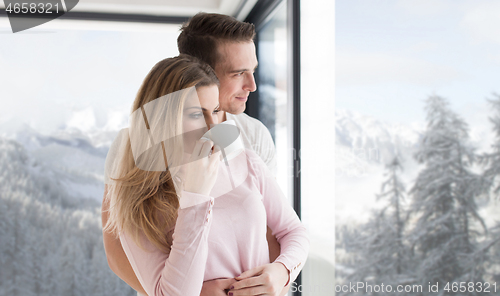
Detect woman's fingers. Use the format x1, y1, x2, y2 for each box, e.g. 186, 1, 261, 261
182, 140, 220, 196
235, 266, 262, 280
200, 278, 237, 296
190, 138, 213, 159
210, 145, 221, 168
231, 275, 264, 290
212, 144, 221, 155
190, 138, 206, 158
199, 139, 214, 158
230, 263, 288, 296
229, 285, 267, 296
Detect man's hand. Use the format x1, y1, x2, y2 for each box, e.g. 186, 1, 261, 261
228, 263, 289, 296
201, 278, 237, 296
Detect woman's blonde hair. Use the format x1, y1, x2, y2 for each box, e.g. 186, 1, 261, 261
104, 54, 219, 252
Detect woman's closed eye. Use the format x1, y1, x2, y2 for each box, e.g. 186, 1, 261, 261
189, 112, 204, 119
189, 108, 219, 119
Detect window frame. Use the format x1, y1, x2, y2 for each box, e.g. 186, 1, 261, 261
245, 0, 302, 295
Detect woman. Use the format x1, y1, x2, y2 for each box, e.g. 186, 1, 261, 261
104, 55, 309, 296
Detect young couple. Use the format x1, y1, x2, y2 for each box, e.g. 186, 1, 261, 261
101, 13, 309, 296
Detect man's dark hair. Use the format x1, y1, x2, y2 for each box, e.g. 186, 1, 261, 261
177, 13, 256, 69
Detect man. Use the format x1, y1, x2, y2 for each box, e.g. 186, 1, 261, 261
102, 13, 294, 296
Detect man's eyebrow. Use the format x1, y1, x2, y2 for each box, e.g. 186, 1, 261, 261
228, 64, 259, 73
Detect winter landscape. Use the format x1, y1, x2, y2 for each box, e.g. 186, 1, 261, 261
335, 1, 500, 294
335, 95, 500, 295
0, 121, 136, 295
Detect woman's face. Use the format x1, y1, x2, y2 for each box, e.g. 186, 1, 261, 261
182, 84, 220, 154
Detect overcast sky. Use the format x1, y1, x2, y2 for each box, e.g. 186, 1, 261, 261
336, 0, 500, 128
0, 18, 180, 134
2, 1, 499, 134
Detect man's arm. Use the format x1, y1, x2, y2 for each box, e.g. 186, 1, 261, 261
251, 115, 288, 295
231, 227, 288, 296
102, 185, 148, 295
267, 226, 280, 263
201, 228, 287, 296
258, 118, 287, 295
267, 227, 290, 295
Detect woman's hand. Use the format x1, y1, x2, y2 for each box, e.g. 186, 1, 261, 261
228, 263, 289, 296
183, 138, 221, 196
201, 278, 237, 296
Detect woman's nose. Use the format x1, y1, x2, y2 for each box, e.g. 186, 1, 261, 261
205, 114, 218, 130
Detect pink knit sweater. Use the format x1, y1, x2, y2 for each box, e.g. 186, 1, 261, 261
119, 149, 309, 296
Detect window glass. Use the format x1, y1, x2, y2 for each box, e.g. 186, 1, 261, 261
0, 18, 179, 295
300, 0, 335, 295
255, 2, 291, 201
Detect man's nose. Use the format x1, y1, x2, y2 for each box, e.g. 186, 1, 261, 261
243, 72, 257, 92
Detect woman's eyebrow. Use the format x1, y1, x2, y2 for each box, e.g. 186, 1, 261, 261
184, 106, 219, 112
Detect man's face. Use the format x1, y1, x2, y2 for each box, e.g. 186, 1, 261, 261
214, 41, 258, 116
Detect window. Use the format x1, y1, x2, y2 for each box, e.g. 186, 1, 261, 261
253, 2, 291, 201
249, 0, 335, 295
0, 18, 180, 295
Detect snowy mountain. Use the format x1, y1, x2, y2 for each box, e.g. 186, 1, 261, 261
0, 119, 122, 203
336, 108, 422, 169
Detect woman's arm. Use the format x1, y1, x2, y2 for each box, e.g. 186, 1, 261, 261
258, 158, 309, 283
104, 185, 244, 296
102, 185, 148, 295
118, 140, 221, 296
120, 191, 214, 296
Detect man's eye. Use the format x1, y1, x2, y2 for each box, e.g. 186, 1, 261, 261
189, 112, 203, 119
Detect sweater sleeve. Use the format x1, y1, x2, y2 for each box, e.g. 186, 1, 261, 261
247, 150, 310, 284
119, 191, 214, 296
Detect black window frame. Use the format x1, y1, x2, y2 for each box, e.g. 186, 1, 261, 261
245, 0, 302, 295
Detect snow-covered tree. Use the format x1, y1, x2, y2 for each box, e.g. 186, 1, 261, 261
478, 93, 500, 283
408, 95, 487, 294
339, 156, 413, 295
376, 157, 408, 277
0, 138, 136, 296
480, 93, 500, 195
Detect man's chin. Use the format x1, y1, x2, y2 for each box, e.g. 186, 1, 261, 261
225, 104, 246, 115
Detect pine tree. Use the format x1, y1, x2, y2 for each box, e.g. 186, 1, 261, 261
0, 137, 136, 296
408, 95, 487, 295
376, 157, 408, 278
478, 93, 500, 283
480, 93, 500, 195
340, 156, 411, 295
